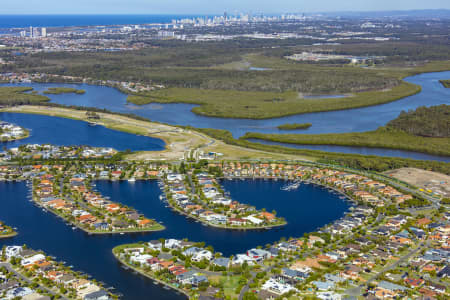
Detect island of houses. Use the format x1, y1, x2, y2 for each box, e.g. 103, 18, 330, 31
0, 121, 27, 142
33, 169, 164, 234
162, 170, 287, 229
0, 221, 16, 239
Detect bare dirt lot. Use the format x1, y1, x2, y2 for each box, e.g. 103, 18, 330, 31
385, 168, 450, 198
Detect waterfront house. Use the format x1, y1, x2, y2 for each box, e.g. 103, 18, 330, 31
228, 218, 247, 226
5, 246, 23, 258
192, 250, 213, 262
84, 290, 111, 300
243, 215, 264, 225
247, 249, 272, 261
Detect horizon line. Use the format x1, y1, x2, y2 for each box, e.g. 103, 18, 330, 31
1, 8, 450, 16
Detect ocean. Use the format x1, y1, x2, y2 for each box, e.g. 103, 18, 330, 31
0, 14, 205, 28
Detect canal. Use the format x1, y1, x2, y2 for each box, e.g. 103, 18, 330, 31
0, 179, 349, 299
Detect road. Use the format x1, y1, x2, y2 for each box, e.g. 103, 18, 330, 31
345, 242, 426, 297
0, 262, 68, 300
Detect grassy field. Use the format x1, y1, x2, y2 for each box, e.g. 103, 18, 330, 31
440, 80, 450, 88
209, 275, 241, 299
242, 127, 450, 156
0, 87, 49, 105
43, 87, 86, 95
277, 123, 312, 130
127, 81, 421, 119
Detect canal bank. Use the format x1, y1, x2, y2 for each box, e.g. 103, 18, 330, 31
0, 178, 349, 299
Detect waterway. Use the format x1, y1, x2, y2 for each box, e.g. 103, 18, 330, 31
0, 179, 349, 299
1, 71, 449, 160
0, 112, 165, 151
247, 138, 450, 163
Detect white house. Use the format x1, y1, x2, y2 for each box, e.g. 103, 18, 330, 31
192, 250, 213, 262
244, 215, 264, 225
21, 254, 46, 266
5, 246, 23, 258
261, 278, 296, 295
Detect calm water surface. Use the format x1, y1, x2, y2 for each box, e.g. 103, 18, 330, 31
1, 71, 449, 160
247, 138, 450, 162
0, 179, 349, 299
0, 112, 165, 151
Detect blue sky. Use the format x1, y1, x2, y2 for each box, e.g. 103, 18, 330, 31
2, 0, 450, 14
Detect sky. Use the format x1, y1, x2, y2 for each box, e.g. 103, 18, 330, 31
1, 0, 450, 14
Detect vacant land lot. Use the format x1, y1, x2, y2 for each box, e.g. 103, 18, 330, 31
385, 168, 450, 198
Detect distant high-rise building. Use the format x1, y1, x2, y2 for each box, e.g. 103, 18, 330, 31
41, 27, 47, 37
20, 31, 27, 37
224, 12, 228, 20
29, 26, 33, 38
32, 27, 40, 38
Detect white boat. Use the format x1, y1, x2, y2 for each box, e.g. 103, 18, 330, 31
281, 181, 300, 191
128, 178, 136, 182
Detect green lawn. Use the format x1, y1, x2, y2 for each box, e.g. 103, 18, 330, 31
209, 275, 241, 299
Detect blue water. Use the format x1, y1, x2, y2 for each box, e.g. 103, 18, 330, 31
2, 71, 449, 139
0, 112, 165, 151
2, 71, 449, 160
247, 139, 450, 163
0, 15, 203, 28
0, 179, 349, 299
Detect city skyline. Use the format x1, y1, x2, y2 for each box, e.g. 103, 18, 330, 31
1, 0, 450, 15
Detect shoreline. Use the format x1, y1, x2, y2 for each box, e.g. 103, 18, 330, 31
112, 250, 191, 300
164, 196, 287, 231
0, 232, 18, 239
31, 195, 165, 235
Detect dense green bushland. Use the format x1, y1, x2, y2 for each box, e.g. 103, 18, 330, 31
387, 105, 450, 137
241, 105, 450, 156
127, 82, 420, 119
0, 87, 50, 105
8, 44, 402, 94
440, 80, 450, 88
3, 41, 449, 119
277, 123, 312, 130
193, 127, 450, 175
43, 87, 86, 95
242, 127, 450, 156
